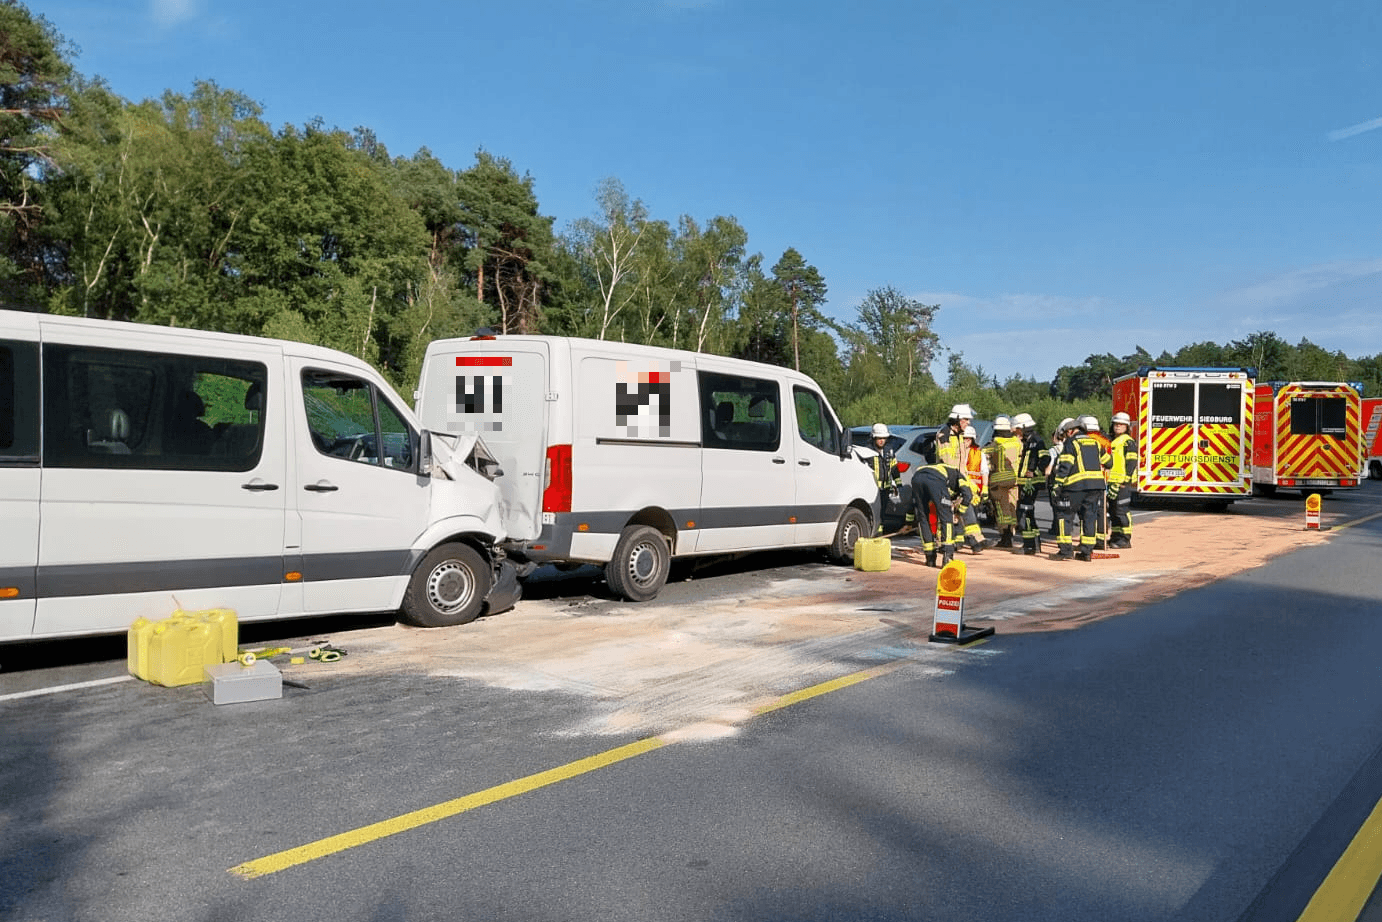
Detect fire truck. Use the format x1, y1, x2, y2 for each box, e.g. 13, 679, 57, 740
1111, 366, 1255, 505
1251, 381, 1362, 495
1361, 396, 1382, 480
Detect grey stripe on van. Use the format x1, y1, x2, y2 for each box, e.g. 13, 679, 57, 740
534, 503, 853, 542
31, 550, 417, 599
0, 567, 37, 596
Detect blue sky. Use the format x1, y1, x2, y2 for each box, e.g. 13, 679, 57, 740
35, 0, 1382, 383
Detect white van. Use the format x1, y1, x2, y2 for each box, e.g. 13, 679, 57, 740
0, 312, 518, 643
414, 335, 879, 601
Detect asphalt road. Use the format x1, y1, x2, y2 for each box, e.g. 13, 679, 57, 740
3, 486, 1381, 921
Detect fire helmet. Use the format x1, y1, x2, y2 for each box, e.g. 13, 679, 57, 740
871, 423, 890, 439
1111, 412, 1131, 427
1011, 412, 1036, 430
949, 403, 974, 420
993, 415, 1012, 431
1081, 415, 1100, 431
963, 425, 977, 439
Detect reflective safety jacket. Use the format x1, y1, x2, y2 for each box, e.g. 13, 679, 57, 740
914, 462, 975, 507
1016, 433, 1050, 487
963, 445, 988, 496
986, 435, 1021, 487
934, 427, 965, 468
1054, 434, 1112, 490
869, 448, 903, 492
1108, 433, 1138, 485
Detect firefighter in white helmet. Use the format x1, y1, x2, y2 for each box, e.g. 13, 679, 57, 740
1047, 417, 1076, 538
1107, 411, 1137, 547
986, 416, 1021, 547
865, 423, 904, 534
956, 424, 990, 552
1050, 416, 1111, 560
932, 403, 973, 470
1010, 412, 1049, 555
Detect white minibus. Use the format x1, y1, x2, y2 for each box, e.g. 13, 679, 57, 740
0, 312, 517, 642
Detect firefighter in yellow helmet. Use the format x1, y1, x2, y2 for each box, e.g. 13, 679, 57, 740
985, 416, 1021, 547
1050, 415, 1112, 561
1107, 411, 1138, 547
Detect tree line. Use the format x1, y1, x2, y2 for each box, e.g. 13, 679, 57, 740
3, 1, 1378, 444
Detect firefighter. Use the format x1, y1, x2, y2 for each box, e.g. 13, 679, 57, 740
934, 403, 973, 469
1047, 418, 1075, 537
1050, 415, 1112, 561
910, 443, 976, 567
1085, 414, 1114, 549
1107, 411, 1138, 548
985, 416, 1021, 547
957, 424, 990, 553
865, 423, 904, 534
1011, 412, 1049, 555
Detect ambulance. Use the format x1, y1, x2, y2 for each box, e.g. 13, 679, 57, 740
414, 335, 880, 602
1361, 397, 1382, 480
1250, 381, 1362, 495
1110, 366, 1255, 505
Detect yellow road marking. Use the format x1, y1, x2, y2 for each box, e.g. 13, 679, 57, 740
231, 735, 666, 879
232, 660, 929, 879
1328, 509, 1382, 532
1296, 794, 1382, 922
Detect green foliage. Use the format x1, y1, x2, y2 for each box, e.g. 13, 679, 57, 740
9, 2, 1382, 418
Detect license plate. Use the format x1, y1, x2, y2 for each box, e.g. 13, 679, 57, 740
1158, 468, 1185, 478
1302, 479, 1335, 486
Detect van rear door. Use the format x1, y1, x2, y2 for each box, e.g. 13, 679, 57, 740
0, 320, 39, 640
417, 342, 550, 542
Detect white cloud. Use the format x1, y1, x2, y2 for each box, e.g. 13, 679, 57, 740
151, 0, 198, 28
1327, 117, 1382, 142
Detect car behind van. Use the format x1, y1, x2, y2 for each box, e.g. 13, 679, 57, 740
0, 312, 517, 643
414, 335, 879, 601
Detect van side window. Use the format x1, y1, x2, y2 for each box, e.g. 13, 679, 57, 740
793, 386, 841, 455
41, 344, 267, 472
698, 371, 780, 451
0, 340, 40, 464
302, 369, 415, 472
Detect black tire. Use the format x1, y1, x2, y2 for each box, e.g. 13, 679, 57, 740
605, 525, 670, 602
1371, 460, 1382, 481
401, 542, 492, 627
830, 507, 870, 563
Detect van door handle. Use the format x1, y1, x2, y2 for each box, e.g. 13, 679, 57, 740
772, 457, 787, 464
798, 460, 811, 466
305, 481, 339, 493
241, 481, 280, 492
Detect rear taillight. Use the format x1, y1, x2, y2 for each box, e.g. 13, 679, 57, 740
897, 461, 910, 473
542, 444, 572, 513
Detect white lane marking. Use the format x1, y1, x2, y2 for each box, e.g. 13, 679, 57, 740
0, 674, 133, 703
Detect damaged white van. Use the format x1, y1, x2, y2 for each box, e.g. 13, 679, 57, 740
0, 312, 517, 643
414, 335, 878, 601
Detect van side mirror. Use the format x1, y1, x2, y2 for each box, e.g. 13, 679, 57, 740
418, 429, 433, 475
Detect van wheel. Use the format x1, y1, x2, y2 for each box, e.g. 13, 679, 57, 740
1370, 460, 1382, 481
606, 525, 670, 602
401, 543, 492, 627
830, 507, 869, 563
